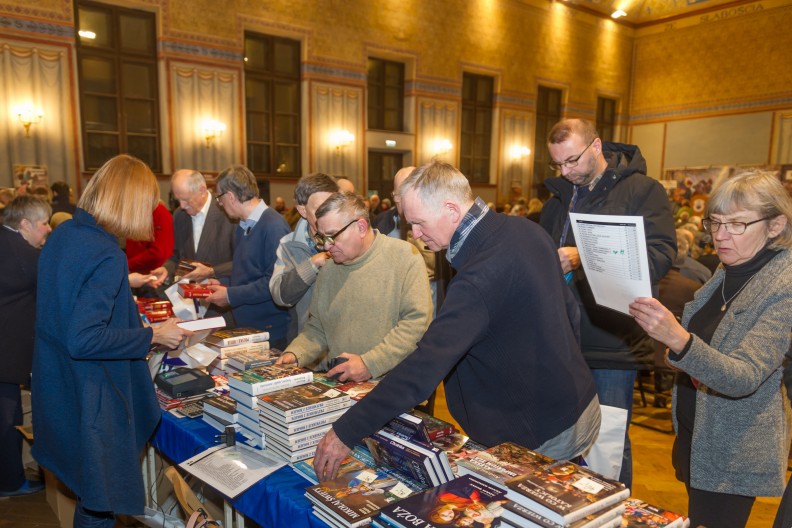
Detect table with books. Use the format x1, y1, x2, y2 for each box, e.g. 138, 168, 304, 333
147, 326, 690, 528
151, 409, 328, 528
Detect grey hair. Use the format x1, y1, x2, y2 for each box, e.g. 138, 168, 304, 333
315, 191, 370, 226
216, 165, 259, 203
3, 195, 52, 230
396, 161, 473, 213
706, 169, 792, 249
172, 170, 206, 193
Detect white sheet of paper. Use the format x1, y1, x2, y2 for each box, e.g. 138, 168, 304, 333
568, 212, 652, 315
177, 316, 226, 332
179, 444, 286, 498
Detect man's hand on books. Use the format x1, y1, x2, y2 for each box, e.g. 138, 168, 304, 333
205, 280, 229, 307
557, 246, 580, 274
151, 318, 193, 349
183, 262, 214, 281
313, 428, 352, 482
276, 352, 298, 365
328, 354, 371, 383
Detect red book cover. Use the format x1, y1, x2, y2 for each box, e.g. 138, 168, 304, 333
178, 282, 213, 298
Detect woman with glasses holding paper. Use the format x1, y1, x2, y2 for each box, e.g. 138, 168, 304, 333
31, 155, 190, 527
629, 170, 792, 528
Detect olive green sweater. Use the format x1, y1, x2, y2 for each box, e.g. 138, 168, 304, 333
286, 233, 432, 378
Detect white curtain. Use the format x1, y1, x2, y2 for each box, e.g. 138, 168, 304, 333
171, 65, 239, 174
311, 83, 363, 181
417, 98, 458, 166
0, 41, 73, 189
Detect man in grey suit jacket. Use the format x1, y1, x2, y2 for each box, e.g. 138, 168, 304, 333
152, 169, 236, 284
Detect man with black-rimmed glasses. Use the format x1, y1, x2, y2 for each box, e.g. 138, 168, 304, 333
539, 118, 676, 489
278, 192, 432, 382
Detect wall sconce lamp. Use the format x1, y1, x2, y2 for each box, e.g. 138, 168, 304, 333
202, 119, 226, 148
18, 108, 43, 138
432, 138, 453, 156
509, 145, 531, 160
330, 129, 355, 151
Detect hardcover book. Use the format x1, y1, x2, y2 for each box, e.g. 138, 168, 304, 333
226, 364, 313, 396
305, 468, 418, 528
622, 497, 688, 528
202, 395, 238, 423
378, 474, 508, 528
292, 455, 370, 486
504, 461, 630, 525
412, 409, 457, 441
456, 441, 556, 488
335, 380, 379, 401
258, 399, 353, 424
364, 431, 441, 488
225, 347, 279, 370
258, 407, 348, 436
178, 282, 213, 298
503, 500, 625, 528
205, 327, 270, 347
258, 381, 352, 419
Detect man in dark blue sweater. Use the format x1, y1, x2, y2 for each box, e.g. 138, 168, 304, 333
206, 165, 291, 349
313, 161, 600, 481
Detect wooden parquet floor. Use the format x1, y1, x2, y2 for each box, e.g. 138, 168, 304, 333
434, 383, 786, 528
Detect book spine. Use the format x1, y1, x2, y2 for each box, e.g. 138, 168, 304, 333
262, 396, 351, 420
221, 333, 269, 346
245, 372, 313, 396
259, 400, 351, 424
261, 424, 332, 448
260, 409, 345, 435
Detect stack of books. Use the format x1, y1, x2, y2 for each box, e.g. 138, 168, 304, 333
203, 327, 272, 374
256, 379, 356, 461
136, 297, 174, 323
154, 386, 206, 411
622, 498, 689, 528
374, 473, 508, 528
455, 442, 630, 527
201, 394, 240, 433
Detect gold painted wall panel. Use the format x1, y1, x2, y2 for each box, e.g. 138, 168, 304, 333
631, 3, 792, 118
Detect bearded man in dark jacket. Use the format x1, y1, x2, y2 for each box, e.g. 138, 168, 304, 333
540, 118, 676, 489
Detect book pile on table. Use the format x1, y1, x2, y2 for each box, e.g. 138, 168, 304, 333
451, 441, 630, 527
241, 376, 378, 459
622, 498, 689, 528
136, 297, 174, 323
154, 387, 207, 412
302, 409, 461, 528
202, 327, 273, 374
202, 394, 240, 433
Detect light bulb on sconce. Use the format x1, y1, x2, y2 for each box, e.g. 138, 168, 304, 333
329, 129, 355, 151
432, 139, 453, 156
17, 106, 43, 138
202, 119, 226, 148
509, 145, 531, 160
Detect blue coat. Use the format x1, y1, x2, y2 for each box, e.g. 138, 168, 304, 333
32, 209, 160, 515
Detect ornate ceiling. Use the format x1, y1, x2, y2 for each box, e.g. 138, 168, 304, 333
556, 0, 760, 26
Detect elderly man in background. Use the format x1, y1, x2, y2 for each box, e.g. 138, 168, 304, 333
206, 166, 291, 348
312, 162, 599, 481
278, 192, 432, 382
152, 169, 236, 285
270, 173, 339, 341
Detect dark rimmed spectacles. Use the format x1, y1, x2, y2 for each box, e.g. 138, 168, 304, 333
548, 138, 596, 171
313, 218, 358, 247
215, 192, 228, 205
702, 216, 771, 235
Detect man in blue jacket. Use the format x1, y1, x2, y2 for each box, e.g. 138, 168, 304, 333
313, 161, 600, 481
206, 165, 291, 349
540, 118, 676, 488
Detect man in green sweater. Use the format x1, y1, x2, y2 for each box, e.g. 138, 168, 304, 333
278, 192, 433, 382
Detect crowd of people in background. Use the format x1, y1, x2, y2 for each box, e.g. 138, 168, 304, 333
2, 118, 792, 528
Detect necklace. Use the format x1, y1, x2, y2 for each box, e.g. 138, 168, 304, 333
720, 273, 758, 312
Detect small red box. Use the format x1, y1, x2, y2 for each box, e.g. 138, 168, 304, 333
178, 283, 212, 298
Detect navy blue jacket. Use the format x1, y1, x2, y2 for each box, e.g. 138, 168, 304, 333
226, 207, 291, 341
0, 227, 40, 384
32, 209, 159, 515
333, 210, 596, 450
540, 142, 676, 369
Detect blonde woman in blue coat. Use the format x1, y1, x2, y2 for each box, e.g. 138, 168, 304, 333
630, 170, 792, 528
32, 155, 190, 527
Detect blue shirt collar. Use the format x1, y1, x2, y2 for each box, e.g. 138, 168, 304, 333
239, 200, 267, 233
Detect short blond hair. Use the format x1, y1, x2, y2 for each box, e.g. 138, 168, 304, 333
77, 155, 160, 240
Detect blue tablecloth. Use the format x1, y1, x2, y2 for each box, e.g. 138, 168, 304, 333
151, 411, 328, 528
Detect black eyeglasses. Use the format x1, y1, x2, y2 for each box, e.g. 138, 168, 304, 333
548, 138, 596, 171
215, 192, 228, 205
702, 216, 771, 235
313, 218, 358, 247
